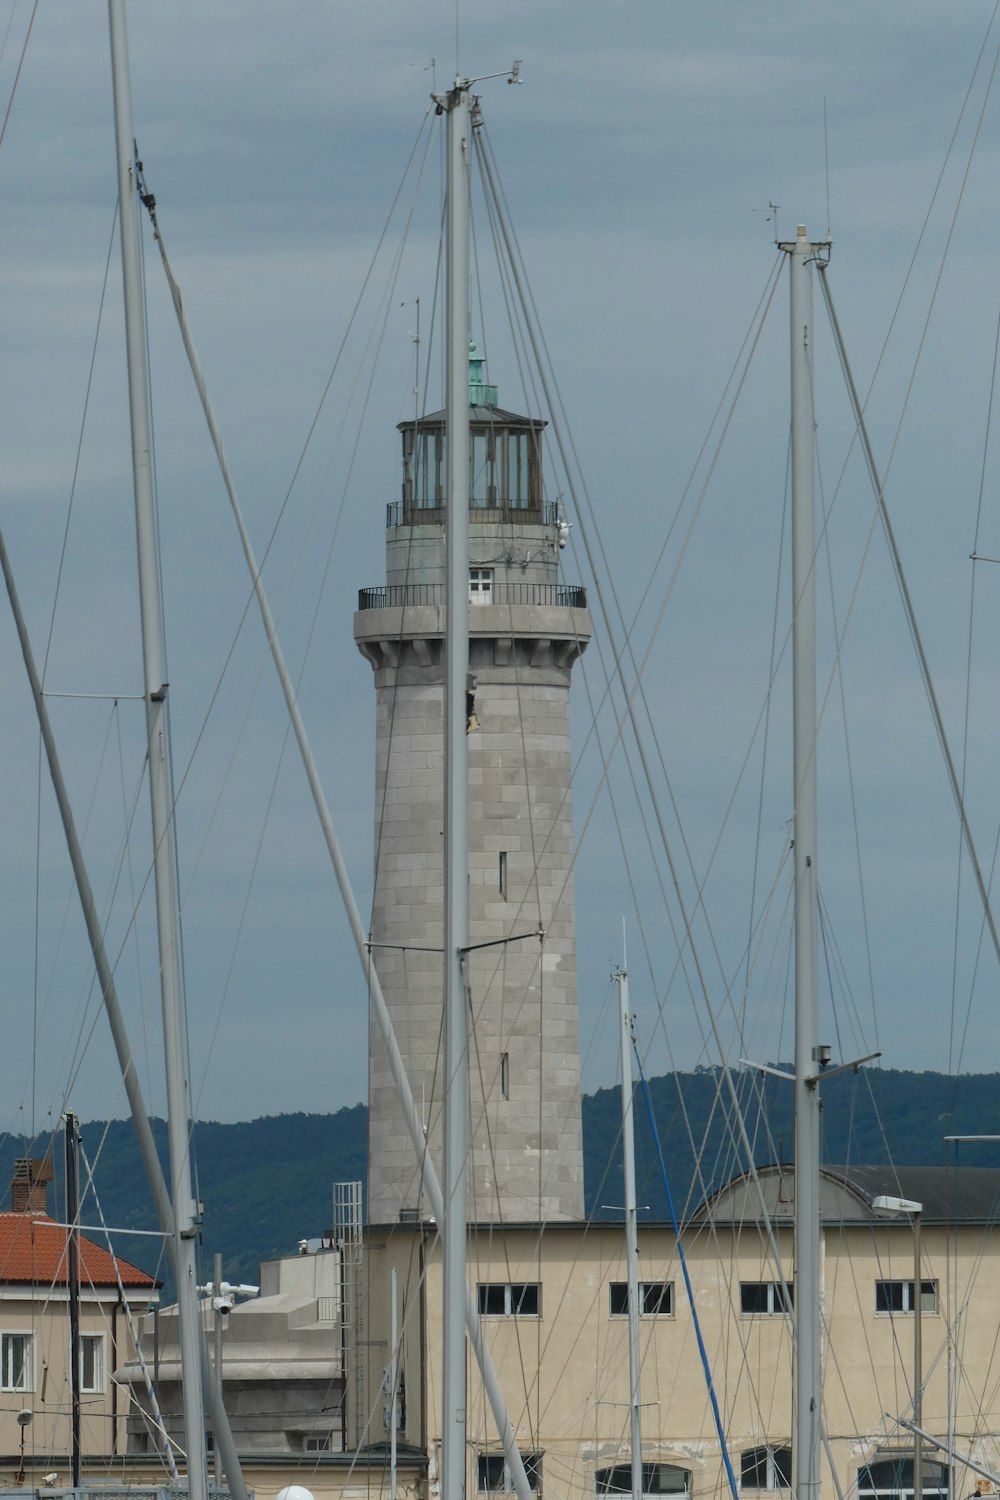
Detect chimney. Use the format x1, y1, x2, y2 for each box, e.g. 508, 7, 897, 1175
11, 1158, 53, 1215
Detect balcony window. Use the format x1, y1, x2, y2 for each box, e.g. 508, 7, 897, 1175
469, 568, 494, 605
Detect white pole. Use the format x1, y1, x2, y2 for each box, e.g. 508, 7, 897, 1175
441, 77, 472, 1500
107, 10, 208, 1500
615, 966, 643, 1500
788, 223, 821, 1500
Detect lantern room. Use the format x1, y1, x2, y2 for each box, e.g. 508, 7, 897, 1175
395, 344, 549, 526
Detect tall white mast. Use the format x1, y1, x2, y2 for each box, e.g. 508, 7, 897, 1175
788, 223, 821, 1500
614, 963, 643, 1500
440, 76, 472, 1500
107, 8, 209, 1499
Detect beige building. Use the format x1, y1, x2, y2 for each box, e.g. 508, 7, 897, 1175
358, 1165, 1000, 1500
0, 1157, 158, 1473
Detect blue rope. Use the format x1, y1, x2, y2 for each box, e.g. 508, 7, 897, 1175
633, 1044, 741, 1500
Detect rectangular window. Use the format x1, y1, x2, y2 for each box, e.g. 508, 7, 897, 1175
499, 851, 508, 899
740, 1281, 793, 1315
305, 1434, 334, 1452
500, 1052, 510, 1101
80, 1334, 104, 1393
875, 1279, 938, 1314
597, 1463, 690, 1494
477, 1282, 540, 1318
1, 1333, 33, 1392
478, 1452, 541, 1492
469, 567, 494, 605
609, 1281, 674, 1317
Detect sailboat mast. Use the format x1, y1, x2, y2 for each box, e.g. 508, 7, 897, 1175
107, 8, 209, 1500
441, 76, 472, 1500
615, 966, 643, 1500
789, 223, 821, 1500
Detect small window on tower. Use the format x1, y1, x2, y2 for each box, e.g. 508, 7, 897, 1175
469, 567, 494, 605
501, 1052, 510, 1100
499, 851, 508, 899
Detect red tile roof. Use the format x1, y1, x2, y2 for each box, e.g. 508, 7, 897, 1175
0, 1213, 159, 1288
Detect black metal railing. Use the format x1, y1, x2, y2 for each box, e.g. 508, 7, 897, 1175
358, 582, 587, 611
385, 499, 560, 529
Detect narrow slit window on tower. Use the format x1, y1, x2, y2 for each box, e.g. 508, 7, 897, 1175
499, 851, 508, 899
501, 1052, 510, 1100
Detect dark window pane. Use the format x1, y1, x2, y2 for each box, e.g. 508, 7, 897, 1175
478, 1284, 505, 1316
512, 1283, 539, 1316
741, 1282, 769, 1313
647, 1464, 690, 1493
609, 1283, 629, 1316
741, 1449, 769, 1488
478, 1455, 505, 1491
642, 1282, 673, 1315
774, 1448, 792, 1488
875, 1281, 905, 1313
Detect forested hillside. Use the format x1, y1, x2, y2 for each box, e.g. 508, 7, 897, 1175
3, 1070, 997, 1297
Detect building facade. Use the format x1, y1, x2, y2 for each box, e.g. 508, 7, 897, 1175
355, 350, 592, 1224
360, 1166, 1000, 1500
0, 1157, 158, 1470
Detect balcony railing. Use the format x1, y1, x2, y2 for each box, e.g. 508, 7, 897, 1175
358, 582, 587, 611
386, 499, 560, 529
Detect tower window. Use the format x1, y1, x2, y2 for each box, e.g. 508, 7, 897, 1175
470, 567, 494, 605
501, 1052, 510, 1100
499, 851, 508, 898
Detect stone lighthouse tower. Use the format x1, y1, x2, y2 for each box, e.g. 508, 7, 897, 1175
355, 348, 591, 1224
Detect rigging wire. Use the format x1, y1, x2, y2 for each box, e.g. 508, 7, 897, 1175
0, 0, 37, 157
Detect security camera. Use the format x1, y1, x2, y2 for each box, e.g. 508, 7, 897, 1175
213, 1296, 234, 1317
556, 519, 570, 550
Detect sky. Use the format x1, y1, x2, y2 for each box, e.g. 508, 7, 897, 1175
2, 2, 1000, 1141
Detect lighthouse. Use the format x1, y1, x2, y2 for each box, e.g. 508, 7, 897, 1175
355, 346, 591, 1224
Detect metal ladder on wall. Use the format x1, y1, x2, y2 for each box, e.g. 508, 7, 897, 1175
333, 1181, 364, 1448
